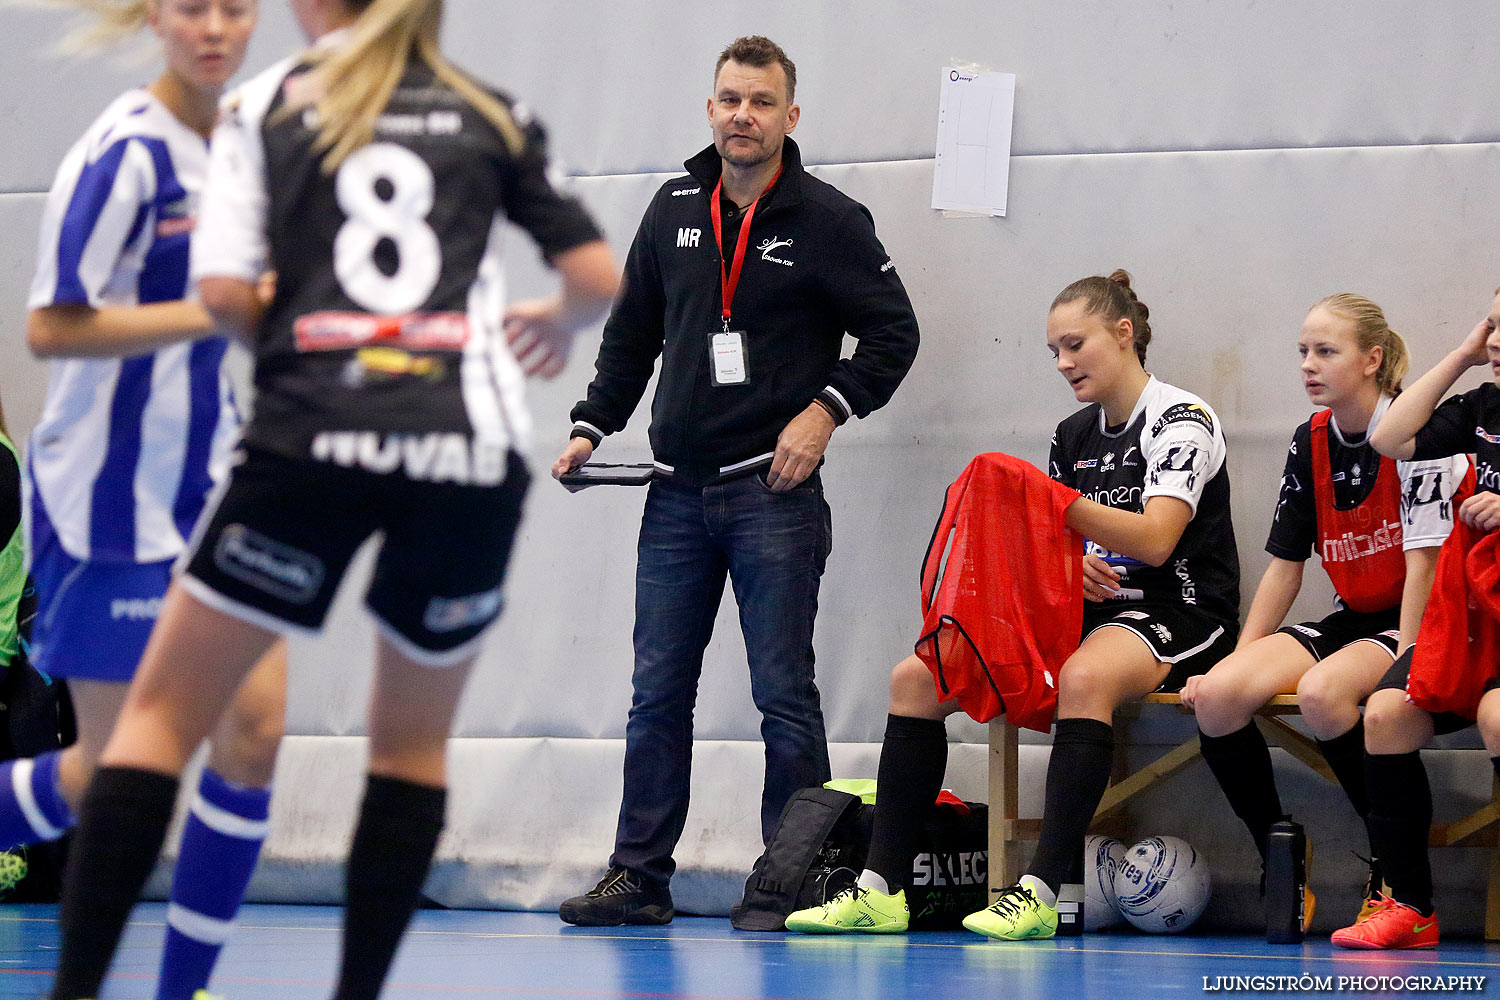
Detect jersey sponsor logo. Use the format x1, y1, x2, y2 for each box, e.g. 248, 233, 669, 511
1074, 459, 1099, 470
1320, 518, 1402, 564
1123, 446, 1141, 467
424, 586, 506, 634
1100, 451, 1117, 472
1086, 484, 1144, 509
1350, 462, 1364, 486
1477, 460, 1500, 492
910, 850, 987, 887
1404, 468, 1451, 525
213, 524, 324, 605
311, 431, 509, 486
1174, 557, 1197, 605
110, 597, 163, 622
156, 196, 197, 239
294, 311, 469, 352
671, 186, 702, 196
341, 347, 446, 388
373, 110, 463, 138
1085, 539, 1143, 568
757, 236, 794, 267
676, 227, 702, 248
880, 259, 896, 272
1150, 402, 1215, 437
1477, 426, 1500, 445
156, 215, 196, 239
1150, 443, 1202, 490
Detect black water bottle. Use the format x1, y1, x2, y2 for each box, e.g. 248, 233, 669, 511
1265, 820, 1307, 943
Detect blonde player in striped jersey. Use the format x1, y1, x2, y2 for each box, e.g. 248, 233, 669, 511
20, 3, 285, 998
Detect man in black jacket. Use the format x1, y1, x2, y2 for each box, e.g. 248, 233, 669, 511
554, 35, 919, 926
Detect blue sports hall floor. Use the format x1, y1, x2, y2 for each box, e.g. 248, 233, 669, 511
0, 904, 1495, 998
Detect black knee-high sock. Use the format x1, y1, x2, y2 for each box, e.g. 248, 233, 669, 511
1028, 718, 1114, 894
1198, 722, 1285, 863
864, 714, 948, 891
50, 767, 179, 1000
1365, 751, 1433, 915
1491, 756, 1500, 783
333, 774, 446, 1000
1317, 719, 1374, 850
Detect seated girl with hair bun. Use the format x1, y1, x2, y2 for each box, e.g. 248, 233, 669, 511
788, 269, 1242, 939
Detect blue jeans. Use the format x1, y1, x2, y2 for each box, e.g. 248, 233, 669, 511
610, 471, 833, 886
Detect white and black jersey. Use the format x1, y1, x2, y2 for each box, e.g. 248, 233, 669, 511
1267, 395, 1465, 564
192, 45, 602, 481
1412, 382, 1500, 495
1049, 376, 1239, 625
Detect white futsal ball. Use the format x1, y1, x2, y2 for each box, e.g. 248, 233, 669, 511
1083, 835, 1126, 930
1112, 836, 1211, 934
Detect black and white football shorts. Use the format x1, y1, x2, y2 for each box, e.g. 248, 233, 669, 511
182, 445, 530, 666
1276, 605, 1401, 662
1083, 602, 1238, 692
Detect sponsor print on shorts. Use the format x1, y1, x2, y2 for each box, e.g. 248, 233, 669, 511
424, 586, 505, 633
213, 525, 325, 604
110, 597, 163, 621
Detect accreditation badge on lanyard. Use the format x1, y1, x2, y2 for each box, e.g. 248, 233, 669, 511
708, 164, 782, 387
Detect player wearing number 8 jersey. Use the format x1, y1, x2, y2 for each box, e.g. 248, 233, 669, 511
45, 1, 619, 998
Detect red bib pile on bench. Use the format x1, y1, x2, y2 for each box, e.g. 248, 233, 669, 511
914, 452, 1083, 732
1410, 516, 1500, 720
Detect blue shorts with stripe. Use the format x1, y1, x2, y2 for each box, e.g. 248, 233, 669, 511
29, 531, 171, 682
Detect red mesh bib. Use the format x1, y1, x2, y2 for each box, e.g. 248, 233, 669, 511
914, 452, 1083, 732
1309, 409, 1406, 613
1409, 467, 1494, 720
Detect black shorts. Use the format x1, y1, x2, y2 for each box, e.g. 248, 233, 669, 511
182, 446, 530, 666
1277, 606, 1401, 662
1373, 647, 1500, 736
1082, 603, 1238, 692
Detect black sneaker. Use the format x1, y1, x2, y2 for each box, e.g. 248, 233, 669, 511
559, 866, 674, 926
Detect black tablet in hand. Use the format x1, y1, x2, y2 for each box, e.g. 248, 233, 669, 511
558, 462, 656, 492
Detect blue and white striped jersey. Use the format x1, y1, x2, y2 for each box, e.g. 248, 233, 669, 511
27, 89, 239, 564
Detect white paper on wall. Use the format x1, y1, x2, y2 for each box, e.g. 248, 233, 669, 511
932, 66, 1017, 217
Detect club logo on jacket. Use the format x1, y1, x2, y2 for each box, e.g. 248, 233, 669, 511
758, 236, 794, 267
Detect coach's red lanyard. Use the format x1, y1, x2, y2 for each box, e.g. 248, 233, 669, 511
709, 163, 783, 332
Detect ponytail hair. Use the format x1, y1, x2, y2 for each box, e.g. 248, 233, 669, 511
1051, 269, 1153, 365
295, 0, 525, 173
21, 0, 151, 54
1314, 293, 1410, 394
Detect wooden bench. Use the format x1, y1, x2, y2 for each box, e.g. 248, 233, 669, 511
986, 693, 1500, 937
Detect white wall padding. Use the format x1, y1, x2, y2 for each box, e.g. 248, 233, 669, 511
5, 2, 1500, 929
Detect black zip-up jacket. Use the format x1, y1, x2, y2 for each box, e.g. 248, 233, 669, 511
569, 138, 919, 484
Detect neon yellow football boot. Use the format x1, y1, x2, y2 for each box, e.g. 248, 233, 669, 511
785, 885, 909, 933
962, 876, 1059, 940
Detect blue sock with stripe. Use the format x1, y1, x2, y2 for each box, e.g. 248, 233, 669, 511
0, 750, 74, 848
155, 769, 271, 1000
